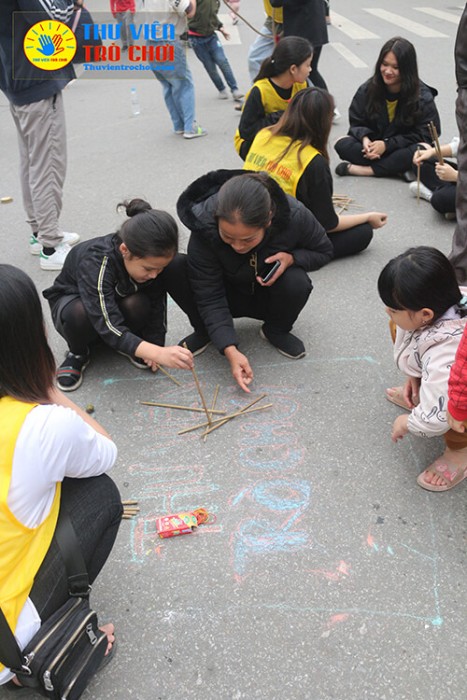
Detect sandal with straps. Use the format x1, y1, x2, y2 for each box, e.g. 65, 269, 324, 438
417, 456, 467, 492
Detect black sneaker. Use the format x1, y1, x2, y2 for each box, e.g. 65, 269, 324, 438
260, 325, 306, 359
56, 351, 90, 391
117, 351, 149, 369
178, 331, 211, 356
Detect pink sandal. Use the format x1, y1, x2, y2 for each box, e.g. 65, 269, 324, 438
417, 457, 467, 492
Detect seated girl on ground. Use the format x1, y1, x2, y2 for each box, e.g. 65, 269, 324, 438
379, 246, 467, 492
0, 265, 120, 688
43, 199, 210, 391
410, 136, 459, 219
335, 37, 440, 180
243, 87, 387, 259
235, 36, 312, 160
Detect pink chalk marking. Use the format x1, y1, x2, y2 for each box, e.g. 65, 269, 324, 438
327, 613, 350, 628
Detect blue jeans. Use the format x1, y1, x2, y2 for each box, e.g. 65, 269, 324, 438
247, 24, 275, 82
150, 39, 195, 133
190, 34, 238, 93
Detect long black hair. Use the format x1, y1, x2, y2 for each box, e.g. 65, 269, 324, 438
255, 36, 312, 81
366, 37, 420, 126
269, 87, 334, 164
378, 246, 463, 322
117, 198, 178, 258
0, 265, 56, 401
215, 173, 277, 227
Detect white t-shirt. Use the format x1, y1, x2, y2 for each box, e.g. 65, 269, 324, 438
144, 0, 191, 36
0, 404, 117, 684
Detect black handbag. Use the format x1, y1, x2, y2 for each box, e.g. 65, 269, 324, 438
70, 5, 102, 63
0, 510, 108, 699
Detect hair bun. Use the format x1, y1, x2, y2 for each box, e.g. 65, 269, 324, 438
118, 198, 152, 218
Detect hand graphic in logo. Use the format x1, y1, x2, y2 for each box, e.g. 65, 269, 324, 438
37, 34, 55, 56
52, 34, 65, 54
37, 33, 65, 56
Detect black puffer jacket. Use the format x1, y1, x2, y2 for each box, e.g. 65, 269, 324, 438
43, 234, 166, 356
176, 169, 333, 352
347, 79, 441, 153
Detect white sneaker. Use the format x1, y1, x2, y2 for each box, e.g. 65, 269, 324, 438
30, 231, 80, 256
232, 90, 244, 100
332, 107, 341, 124
40, 243, 71, 271
408, 181, 433, 202
218, 90, 228, 100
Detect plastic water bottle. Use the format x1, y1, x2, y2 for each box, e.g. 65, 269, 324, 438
130, 86, 140, 116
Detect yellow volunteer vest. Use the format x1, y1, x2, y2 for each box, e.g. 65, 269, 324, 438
244, 129, 320, 197
264, 0, 283, 23
0, 396, 61, 659
234, 79, 307, 155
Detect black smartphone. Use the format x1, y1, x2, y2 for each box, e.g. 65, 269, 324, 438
259, 260, 281, 282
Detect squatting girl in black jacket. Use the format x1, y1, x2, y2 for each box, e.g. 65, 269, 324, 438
177, 170, 333, 392
43, 199, 209, 391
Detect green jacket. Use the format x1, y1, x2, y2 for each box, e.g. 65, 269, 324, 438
188, 0, 222, 36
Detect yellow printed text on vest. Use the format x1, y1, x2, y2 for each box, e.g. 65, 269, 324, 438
244, 129, 320, 197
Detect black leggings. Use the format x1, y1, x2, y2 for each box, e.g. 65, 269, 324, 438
29, 475, 122, 622
226, 265, 312, 332
310, 45, 328, 91
335, 135, 418, 177
328, 223, 373, 259
411, 153, 457, 214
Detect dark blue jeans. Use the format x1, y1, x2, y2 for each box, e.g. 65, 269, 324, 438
190, 34, 238, 93
29, 475, 122, 621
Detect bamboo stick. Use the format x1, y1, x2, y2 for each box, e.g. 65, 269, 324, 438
178, 402, 271, 435
204, 384, 220, 443
183, 342, 212, 425
178, 394, 269, 435
140, 401, 225, 414
416, 147, 421, 204
428, 121, 444, 164
155, 365, 182, 386
200, 403, 273, 438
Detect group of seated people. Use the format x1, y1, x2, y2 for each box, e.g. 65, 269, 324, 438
2, 28, 465, 693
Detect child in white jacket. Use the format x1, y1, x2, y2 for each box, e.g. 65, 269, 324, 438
378, 246, 467, 491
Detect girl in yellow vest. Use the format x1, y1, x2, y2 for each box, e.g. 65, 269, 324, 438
0, 265, 121, 688
244, 87, 388, 258
235, 35, 312, 160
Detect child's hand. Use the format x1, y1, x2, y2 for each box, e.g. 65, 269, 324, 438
391, 414, 409, 442
412, 145, 434, 165
403, 376, 421, 408
447, 409, 467, 433
219, 27, 230, 40
435, 162, 458, 182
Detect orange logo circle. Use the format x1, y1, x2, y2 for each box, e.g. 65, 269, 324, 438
24, 20, 76, 70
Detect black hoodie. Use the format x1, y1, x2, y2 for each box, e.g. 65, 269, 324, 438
177, 169, 333, 352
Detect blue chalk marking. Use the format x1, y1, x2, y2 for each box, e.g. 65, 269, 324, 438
387, 546, 394, 555
430, 616, 443, 626
399, 543, 435, 561
233, 519, 309, 576
231, 487, 250, 506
